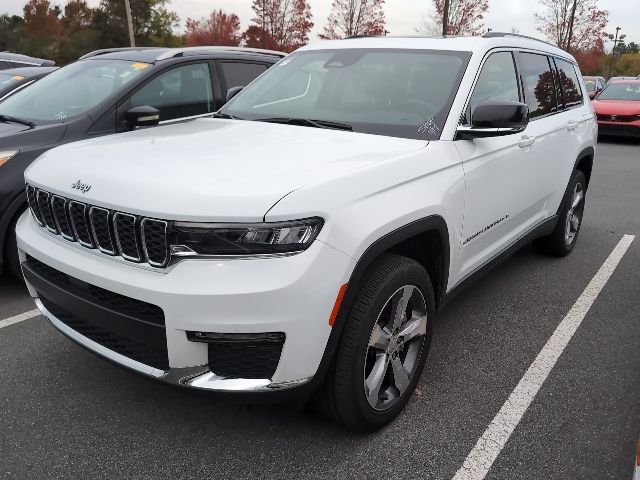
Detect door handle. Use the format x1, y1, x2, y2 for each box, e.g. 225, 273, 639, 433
518, 135, 536, 148
566, 121, 579, 131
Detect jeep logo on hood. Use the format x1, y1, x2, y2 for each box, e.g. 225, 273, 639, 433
71, 180, 91, 193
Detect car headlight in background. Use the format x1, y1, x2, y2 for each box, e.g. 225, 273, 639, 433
169, 217, 324, 256
0, 149, 18, 167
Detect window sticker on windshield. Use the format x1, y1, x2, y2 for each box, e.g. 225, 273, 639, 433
130, 62, 151, 71
418, 117, 439, 136
12, 75, 25, 81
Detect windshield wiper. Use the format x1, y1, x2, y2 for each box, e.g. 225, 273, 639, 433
0, 114, 35, 128
255, 117, 353, 131
213, 112, 245, 120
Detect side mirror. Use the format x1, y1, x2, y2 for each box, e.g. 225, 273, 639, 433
457, 100, 529, 139
126, 105, 160, 129
225, 86, 244, 104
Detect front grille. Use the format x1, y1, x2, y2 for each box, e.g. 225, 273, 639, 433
36, 190, 57, 233
51, 196, 74, 240
188, 332, 285, 379
40, 296, 169, 371
26, 184, 171, 268
597, 114, 638, 123
27, 255, 164, 325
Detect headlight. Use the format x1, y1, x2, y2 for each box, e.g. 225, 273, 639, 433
0, 149, 18, 167
169, 217, 324, 257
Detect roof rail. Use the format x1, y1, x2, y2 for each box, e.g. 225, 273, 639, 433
155, 46, 286, 61
79, 47, 161, 60
482, 32, 558, 48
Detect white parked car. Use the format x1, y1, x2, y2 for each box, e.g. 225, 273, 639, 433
16, 33, 597, 431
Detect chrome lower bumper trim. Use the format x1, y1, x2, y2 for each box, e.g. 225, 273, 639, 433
35, 298, 311, 392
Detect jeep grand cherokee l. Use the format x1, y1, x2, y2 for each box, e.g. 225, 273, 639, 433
0, 46, 284, 279
17, 33, 597, 431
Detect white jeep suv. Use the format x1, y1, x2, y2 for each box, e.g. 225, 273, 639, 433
16, 33, 597, 431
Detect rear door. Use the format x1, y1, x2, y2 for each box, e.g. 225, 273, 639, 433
515, 51, 572, 220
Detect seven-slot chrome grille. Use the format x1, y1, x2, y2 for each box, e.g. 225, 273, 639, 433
26, 184, 170, 268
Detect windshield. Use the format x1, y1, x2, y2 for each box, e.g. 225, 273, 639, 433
0, 73, 24, 89
221, 48, 471, 140
584, 79, 596, 92
598, 82, 640, 101
0, 59, 151, 123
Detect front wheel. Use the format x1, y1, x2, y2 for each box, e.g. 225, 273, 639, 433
4, 214, 23, 280
312, 254, 435, 432
536, 169, 586, 256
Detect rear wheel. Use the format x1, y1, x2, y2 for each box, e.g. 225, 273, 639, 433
536, 169, 586, 256
312, 254, 435, 432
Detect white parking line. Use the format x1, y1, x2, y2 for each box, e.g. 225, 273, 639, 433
452, 234, 636, 480
0, 309, 41, 329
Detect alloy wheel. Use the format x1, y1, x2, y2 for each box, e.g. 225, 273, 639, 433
565, 182, 584, 246
364, 285, 428, 411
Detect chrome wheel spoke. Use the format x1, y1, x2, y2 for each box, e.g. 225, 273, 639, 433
399, 315, 427, 343
391, 286, 412, 332
570, 215, 580, 231
365, 353, 389, 407
571, 190, 584, 209
390, 355, 410, 395
369, 323, 390, 350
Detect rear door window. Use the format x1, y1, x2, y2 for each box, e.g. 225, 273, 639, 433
555, 58, 583, 108
519, 53, 558, 119
220, 62, 268, 90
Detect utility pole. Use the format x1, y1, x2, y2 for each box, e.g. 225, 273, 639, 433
565, 0, 577, 52
124, 0, 135, 47
442, 0, 450, 36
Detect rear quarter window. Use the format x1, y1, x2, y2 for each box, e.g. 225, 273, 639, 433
555, 58, 583, 108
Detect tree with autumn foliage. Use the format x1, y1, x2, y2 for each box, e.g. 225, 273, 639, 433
419, 0, 488, 36
23, 0, 60, 38
320, 0, 386, 40
535, 0, 608, 53
186, 9, 241, 46
243, 0, 313, 53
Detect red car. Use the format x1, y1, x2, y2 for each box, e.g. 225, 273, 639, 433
592, 80, 640, 138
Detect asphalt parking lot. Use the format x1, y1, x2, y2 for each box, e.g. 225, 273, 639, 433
1, 138, 639, 480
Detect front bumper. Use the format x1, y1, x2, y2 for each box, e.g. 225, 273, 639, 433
597, 121, 640, 137
17, 212, 355, 394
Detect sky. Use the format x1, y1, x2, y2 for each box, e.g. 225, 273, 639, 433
2, 0, 638, 48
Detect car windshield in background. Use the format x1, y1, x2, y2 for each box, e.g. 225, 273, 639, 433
598, 82, 640, 101
584, 79, 596, 92
0, 59, 151, 123
0, 73, 24, 88
221, 49, 471, 140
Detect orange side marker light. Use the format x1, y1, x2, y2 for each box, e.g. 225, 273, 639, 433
328, 284, 348, 327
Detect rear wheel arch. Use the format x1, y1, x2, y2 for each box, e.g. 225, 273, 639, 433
575, 147, 594, 187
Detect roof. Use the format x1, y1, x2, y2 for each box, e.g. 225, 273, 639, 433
79, 46, 286, 63
0, 52, 55, 66
0, 66, 58, 77
301, 32, 575, 62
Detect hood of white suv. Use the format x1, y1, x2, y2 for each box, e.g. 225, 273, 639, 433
25, 118, 427, 222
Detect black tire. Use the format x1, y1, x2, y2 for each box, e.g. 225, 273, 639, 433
4, 214, 22, 280
312, 253, 435, 432
535, 169, 586, 257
